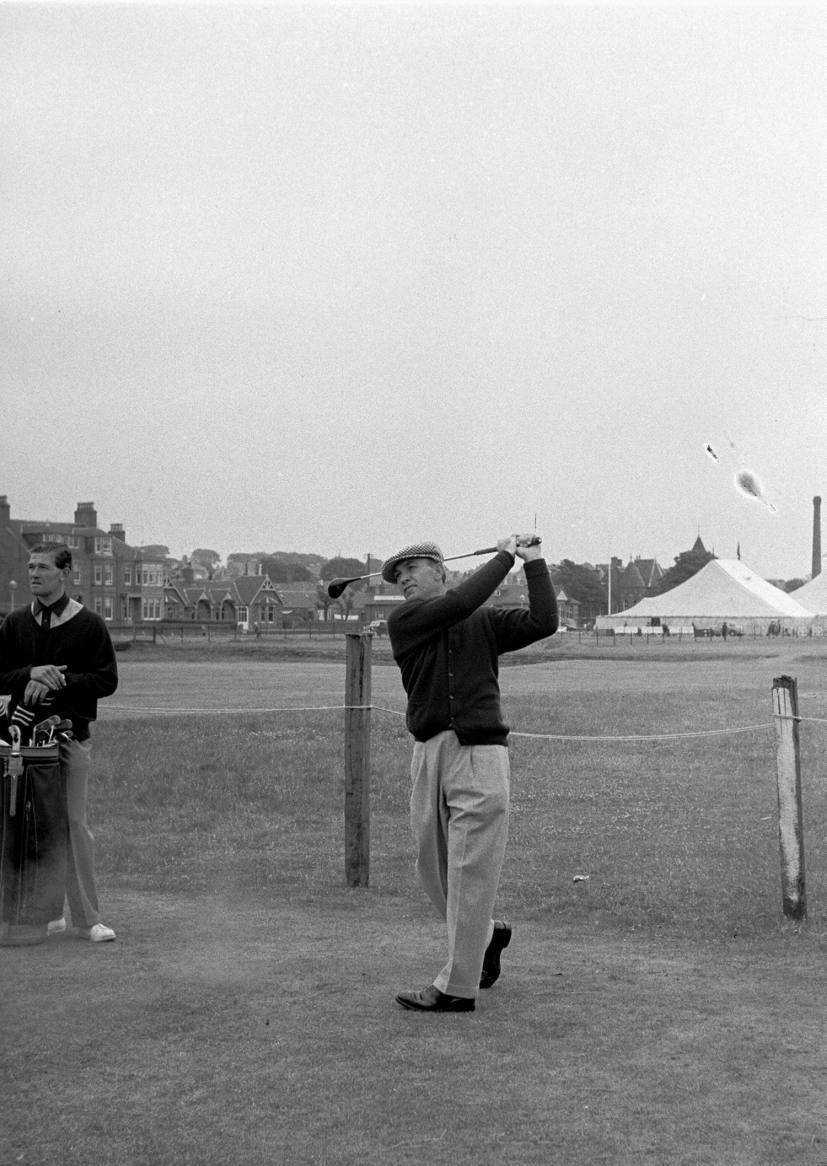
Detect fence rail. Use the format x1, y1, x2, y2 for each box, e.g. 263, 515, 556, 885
341, 632, 812, 918
110, 620, 368, 644
109, 620, 821, 648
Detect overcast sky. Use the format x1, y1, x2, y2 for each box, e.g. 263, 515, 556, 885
2, 1, 824, 578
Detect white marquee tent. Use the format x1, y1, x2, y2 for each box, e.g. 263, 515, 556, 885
791, 571, 827, 629
596, 558, 815, 636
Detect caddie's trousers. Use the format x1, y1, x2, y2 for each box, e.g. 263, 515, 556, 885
58, 738, 101, 928
410, 730, 510, 999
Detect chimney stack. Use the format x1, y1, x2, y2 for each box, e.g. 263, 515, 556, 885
813, 496, 822, 579
74, 501, 98, 528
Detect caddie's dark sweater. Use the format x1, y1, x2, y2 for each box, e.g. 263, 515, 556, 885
0, 604, 118, 741
388, 551, 558, 746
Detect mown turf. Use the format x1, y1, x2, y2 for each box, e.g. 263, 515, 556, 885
2, 642, 826, 1164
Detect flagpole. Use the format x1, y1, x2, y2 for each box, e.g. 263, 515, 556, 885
607, 556, 612, 615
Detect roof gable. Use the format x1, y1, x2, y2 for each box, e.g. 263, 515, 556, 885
233, 574, 281, 604
634, 558, 663, 587
622, 562, 645, 588
278, 589, 318, 610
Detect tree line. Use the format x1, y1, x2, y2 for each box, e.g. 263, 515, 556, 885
167, 546, 807, 613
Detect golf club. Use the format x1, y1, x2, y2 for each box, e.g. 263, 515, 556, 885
31, 715, 61, 747
326, 537, 541, 599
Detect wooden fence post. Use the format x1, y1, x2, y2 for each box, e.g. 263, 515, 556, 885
344, 630, 372, 887
771, 675, 806, 920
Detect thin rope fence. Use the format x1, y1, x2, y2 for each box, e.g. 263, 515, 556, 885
109, 665, 814, 915
510, 723, 774, 742
105, 701, 824, 741
106, 704, 354, 714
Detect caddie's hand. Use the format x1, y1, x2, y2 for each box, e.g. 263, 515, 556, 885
514, 533, 543, 562
497, 535, 518, 557
24, 680, 52, 705
29, 664, 67, 692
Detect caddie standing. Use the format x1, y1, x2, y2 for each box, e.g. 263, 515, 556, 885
384, 534, 558, 1012
0, 543, 118, 942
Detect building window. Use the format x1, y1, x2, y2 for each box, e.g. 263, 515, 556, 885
124, 567, 132, 585
94, 598, 103, 615
94, 566, 103, 585
94, 537, 112, 554
104, 566, 113, 585
73, 568, 82, 585
104, 597, 113, 620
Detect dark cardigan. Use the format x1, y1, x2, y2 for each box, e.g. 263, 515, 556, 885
388, 551, 558, 746
0, 605, 118, 741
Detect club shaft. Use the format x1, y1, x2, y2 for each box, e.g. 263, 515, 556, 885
354, 547, 495, 584
445, 546, 497, 561
328, 538, 540, 595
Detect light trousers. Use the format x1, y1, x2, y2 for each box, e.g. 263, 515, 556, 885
409, 730, 510, 999
59, 738, 101, 928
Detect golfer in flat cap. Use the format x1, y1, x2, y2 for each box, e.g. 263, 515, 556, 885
384, 535, 558, 1012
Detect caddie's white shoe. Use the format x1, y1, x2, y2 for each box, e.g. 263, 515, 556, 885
79, 923, 116, 943
47, 917, 67, 934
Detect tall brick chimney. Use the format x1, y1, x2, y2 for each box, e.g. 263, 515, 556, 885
813, 496, 822, 579
74, 501, 98, 528
110, 522, 126, 543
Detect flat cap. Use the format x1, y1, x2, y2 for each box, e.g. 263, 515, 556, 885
381, 541, 444, 584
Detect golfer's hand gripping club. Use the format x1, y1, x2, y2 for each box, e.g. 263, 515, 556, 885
495, 534, 542, 558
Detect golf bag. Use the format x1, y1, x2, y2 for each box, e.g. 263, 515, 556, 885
0, 742, 67, 945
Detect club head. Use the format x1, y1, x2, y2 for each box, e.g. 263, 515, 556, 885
32, 715, 61, 735
327, 578, 352, 599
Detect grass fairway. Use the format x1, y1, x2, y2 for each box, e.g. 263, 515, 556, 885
3, 640, 826, 1164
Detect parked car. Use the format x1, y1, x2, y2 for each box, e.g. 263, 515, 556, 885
368, 619, 388, 635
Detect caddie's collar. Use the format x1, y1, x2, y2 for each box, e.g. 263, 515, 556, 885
35, 593, 70, 618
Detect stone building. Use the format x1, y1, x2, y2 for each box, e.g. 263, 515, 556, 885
0, 495, 165, 622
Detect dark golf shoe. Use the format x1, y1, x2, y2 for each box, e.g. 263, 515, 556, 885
395, 985, 475, 1012
479, 920, 512, 989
